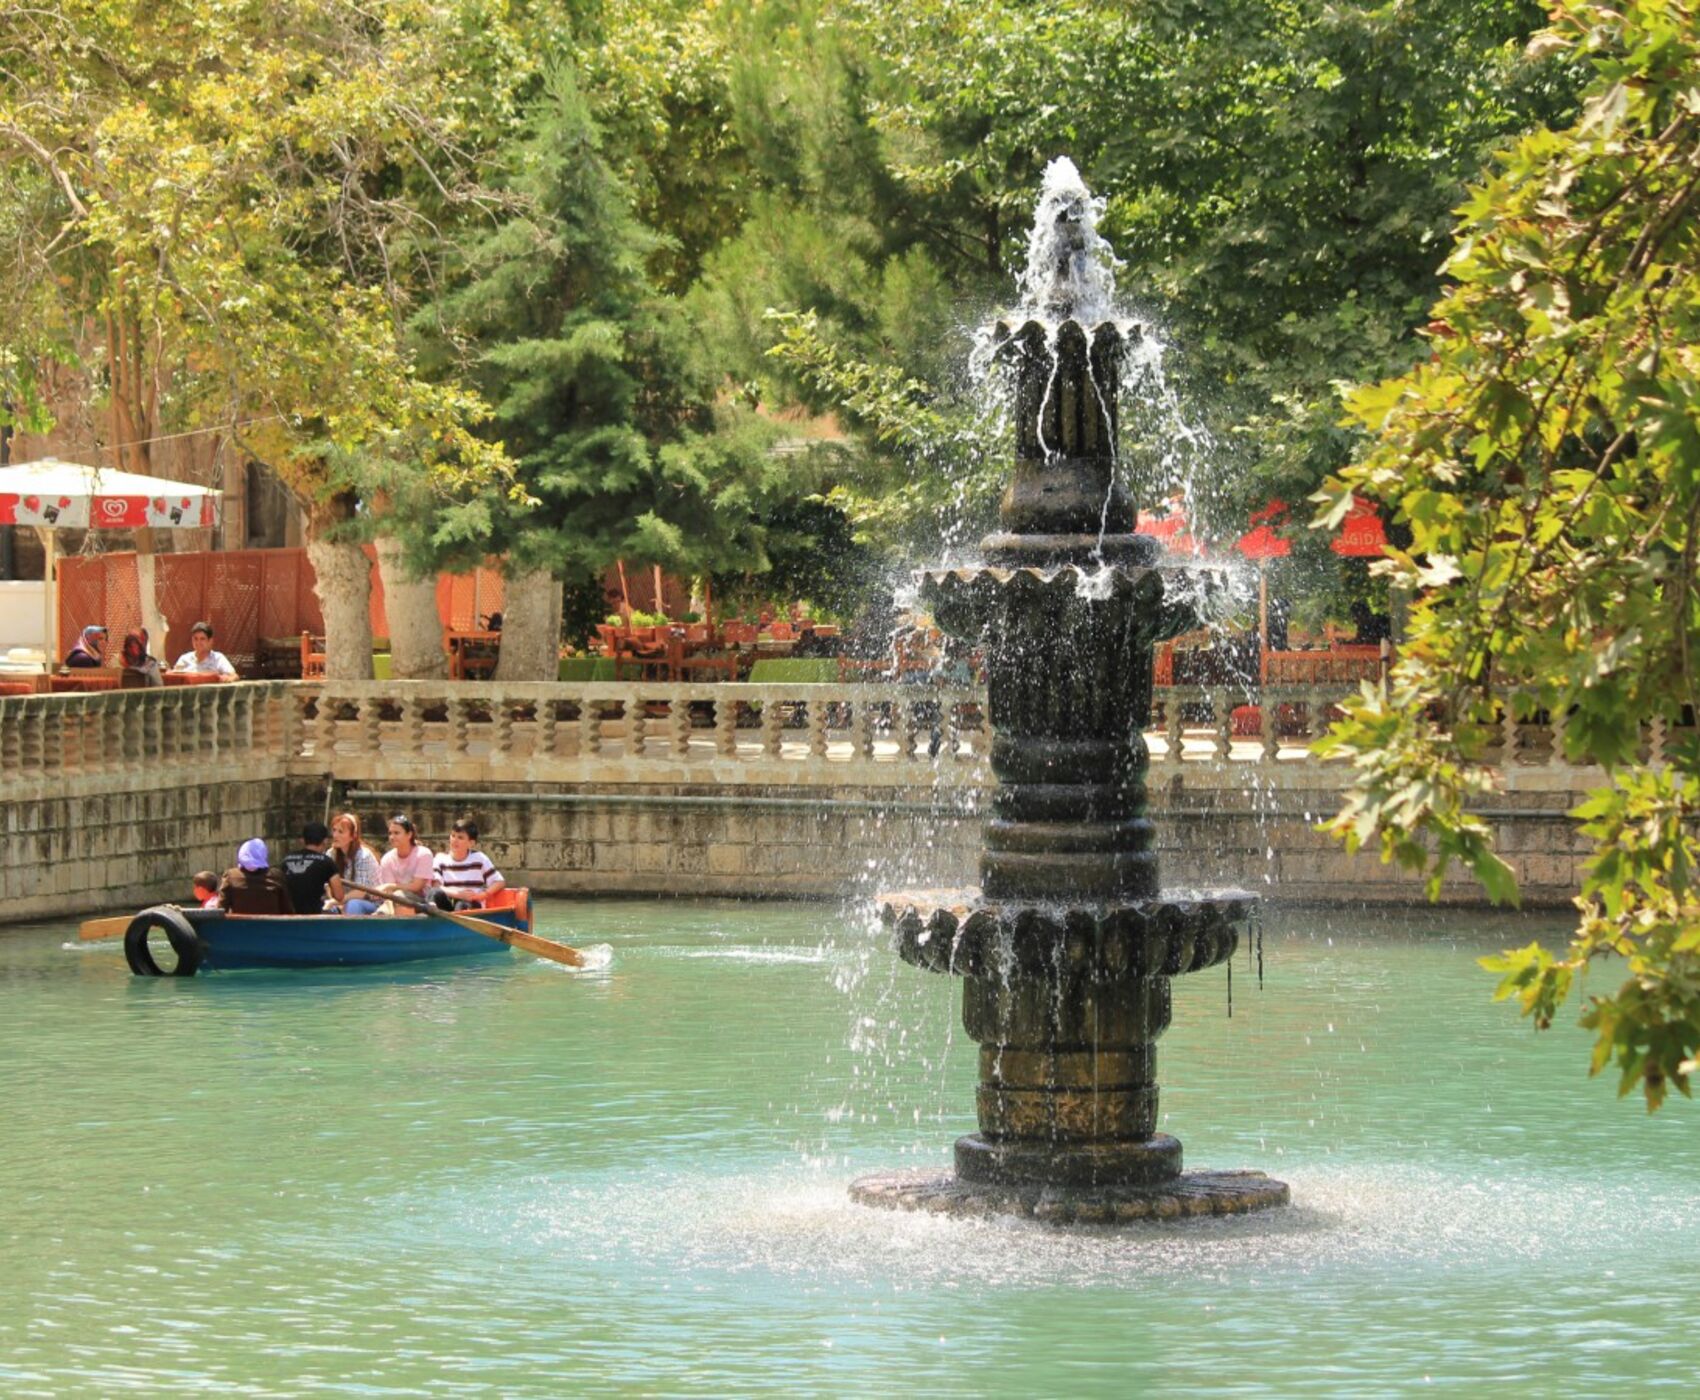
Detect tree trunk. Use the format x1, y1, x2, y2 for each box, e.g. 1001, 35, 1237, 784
375, 535, 446, 679
306, 497, 374, 680
493, 568, 561, 682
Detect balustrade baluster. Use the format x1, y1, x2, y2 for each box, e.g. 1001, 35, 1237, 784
807, 696, 829, 758
714, 694, 739, 757
848, 695, 872, 761
580, 697, 602, 756
23, 705, 44, 775
449, 696, 471, 761
1549, 703, 1569, 768
1649, 715, 1668, 768
761, 693, 785, 759
897, 698, 920, 764
315, 687, 338, 761
362, 692, 383, 756
538, 694, 560, 761
1260, 695, 1280, 763
671, 694, 693, 757
627, 690, 648, 758
1213, 687, 1233, 761
1165, 694, 1185, 766
0, 698, 16, 776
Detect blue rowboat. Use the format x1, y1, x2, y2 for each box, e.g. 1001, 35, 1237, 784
120, 894, 533, 975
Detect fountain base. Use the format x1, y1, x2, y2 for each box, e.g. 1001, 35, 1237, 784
849, 1164, 1289, 1224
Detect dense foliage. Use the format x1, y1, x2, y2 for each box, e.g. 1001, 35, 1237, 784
0, 0, 527, 513
1317, 0, 1700, 1108
3, 0, 1581, 601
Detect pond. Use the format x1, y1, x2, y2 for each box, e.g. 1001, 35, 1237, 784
2, 900, 1695, 1396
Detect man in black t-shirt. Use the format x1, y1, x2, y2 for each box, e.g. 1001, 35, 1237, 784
282, 821, 341, 914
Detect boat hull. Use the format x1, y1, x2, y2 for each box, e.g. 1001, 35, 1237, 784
186, 905, 529, 971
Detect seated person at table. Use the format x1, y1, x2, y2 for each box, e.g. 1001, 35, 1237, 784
217, 838, 295, 914
431, 818, 506, 909
119, 629, 163, 688
283, 821, 342, 913
377, 815, 434, 912
191, 871, 220, 909
329, 811, 383, 915
172, 620, 238, 678
65, 625, 107, 669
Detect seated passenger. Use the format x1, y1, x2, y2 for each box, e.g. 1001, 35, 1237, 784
191, 871, 220, 909
65, 625, 107, 669
377, 814, 434, 912
218, 838, 295, 915
431, 818, 506, 909
119, 629, 163, 688
329, 811, 383, 915
171, 620, 238, 678
282, 820, 341, 912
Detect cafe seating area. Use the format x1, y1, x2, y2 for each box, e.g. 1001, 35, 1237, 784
589, 618, 844, 683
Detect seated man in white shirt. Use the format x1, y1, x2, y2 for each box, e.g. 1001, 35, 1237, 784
171, 620, 238, 678
431, 818, 506, 909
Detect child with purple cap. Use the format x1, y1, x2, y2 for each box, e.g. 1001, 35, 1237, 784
217, 838, 296, 915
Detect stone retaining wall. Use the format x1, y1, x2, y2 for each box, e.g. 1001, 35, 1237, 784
0, 679, 1634, 923
337, 780, 1588, 907
1, 773, 316, 922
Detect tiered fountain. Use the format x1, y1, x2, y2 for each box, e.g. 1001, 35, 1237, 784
850, 160, 1288, 1224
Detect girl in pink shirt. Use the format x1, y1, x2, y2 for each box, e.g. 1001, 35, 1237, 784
378, 815, 435, 911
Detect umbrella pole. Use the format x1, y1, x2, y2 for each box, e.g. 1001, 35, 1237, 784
37, 527, 56, 663
1258, 567, 1269, 686
615, 558, 632, 624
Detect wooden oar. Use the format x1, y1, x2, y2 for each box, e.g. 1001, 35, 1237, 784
344, 882, 586, 968
80, 913, 138, 941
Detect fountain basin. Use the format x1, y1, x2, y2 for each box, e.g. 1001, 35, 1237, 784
859, 886, 1288, 1219
882, 886, 1255, 981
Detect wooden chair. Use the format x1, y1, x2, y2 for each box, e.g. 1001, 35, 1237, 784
300, 633, 326, 680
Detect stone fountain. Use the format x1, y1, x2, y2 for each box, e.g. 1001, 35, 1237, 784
850, 160, 1288, 1224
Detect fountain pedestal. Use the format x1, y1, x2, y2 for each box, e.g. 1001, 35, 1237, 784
850, 167, 1286, 1223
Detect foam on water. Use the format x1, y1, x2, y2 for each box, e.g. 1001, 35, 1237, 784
413, 1156, 1698, 1293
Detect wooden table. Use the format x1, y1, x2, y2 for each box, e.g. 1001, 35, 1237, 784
49, 673, 120, 692
447, 630, 501, 680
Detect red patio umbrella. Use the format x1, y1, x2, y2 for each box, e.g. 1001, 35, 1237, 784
1330, 495, 1388, 557
1135, 502, 1204, 556
1232, 500, 1291, 667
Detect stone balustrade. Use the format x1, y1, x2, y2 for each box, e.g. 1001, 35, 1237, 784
297, 679, 992, 789
0, 677, 1667, 917
0, 682, 294, 800
0, 678, 1641, 797
1153, 684, 1616, 790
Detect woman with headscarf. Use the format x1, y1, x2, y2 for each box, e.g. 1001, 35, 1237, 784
64, 625, 107, 668
217, 838, 295, 915
119, 629, 163, 688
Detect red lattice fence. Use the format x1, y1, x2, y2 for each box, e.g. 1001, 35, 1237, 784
56, 551, 144, 657
58, 548, 503, 672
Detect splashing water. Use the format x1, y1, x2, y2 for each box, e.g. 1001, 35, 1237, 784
1014, 157, 1122, 324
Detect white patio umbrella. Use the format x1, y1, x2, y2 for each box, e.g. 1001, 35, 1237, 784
0, 457, 222, 662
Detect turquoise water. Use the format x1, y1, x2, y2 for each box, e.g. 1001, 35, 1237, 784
2, 899, 1696, 1396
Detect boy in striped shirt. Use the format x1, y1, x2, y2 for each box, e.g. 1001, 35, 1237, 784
432, 818, 506, 909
